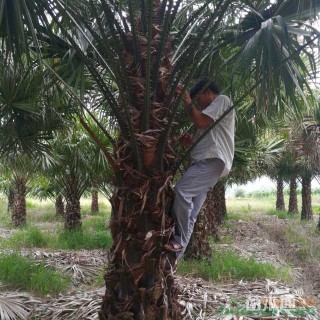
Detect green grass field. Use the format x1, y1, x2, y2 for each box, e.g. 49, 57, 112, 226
226, 188, 320, 221
0, 189, 319, 296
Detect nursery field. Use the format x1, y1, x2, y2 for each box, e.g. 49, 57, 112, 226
0, 191, 320, 319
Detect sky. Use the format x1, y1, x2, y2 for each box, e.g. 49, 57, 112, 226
227, 176, 320, 196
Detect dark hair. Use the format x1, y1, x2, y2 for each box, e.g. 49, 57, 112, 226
189, 77, 220, 99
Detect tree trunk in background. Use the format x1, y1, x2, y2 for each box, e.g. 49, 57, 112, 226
288, 177, 298, 214
276, 177, 285, 211
184, 201, 211, 260
7, 190, 14, 212
91, 189, 99, 213
12, 177, 27, 227
55, 195, 65, 216
301, 174, 313, 221
65, 196, 81, 229
212, 181, 227, 227
64, 177, 81, 229
184, 181, 226, 260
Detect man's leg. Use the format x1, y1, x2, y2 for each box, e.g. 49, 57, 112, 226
176, 190, 207, 259
171, 158, 225, 251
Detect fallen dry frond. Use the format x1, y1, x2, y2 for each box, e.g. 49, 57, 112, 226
177, 277, 319, 320
1, 277, 318, 319
0, 293, 40, 320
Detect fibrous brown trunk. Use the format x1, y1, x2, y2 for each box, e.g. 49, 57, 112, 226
276, 177, 285, 211
288, 177, 298, 214
55, 195, 65, 216
65, 196, 81, 229
98, 1, 183, 317
100, 174, 179, 319
184, 202, 211, 260
64, 177, 81, 229
301, 174, 313, 221
91, 190, 99, 213
12, 177, 27, 227
211, 181, 227, 227
7, 190, 14, 212
99, 2, 180, 316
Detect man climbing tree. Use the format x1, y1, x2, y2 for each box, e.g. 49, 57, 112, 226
164, 77, 235, 259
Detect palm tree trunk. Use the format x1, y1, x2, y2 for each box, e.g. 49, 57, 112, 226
288, 177, 298, 214
65, 196, 81, 229
184, 202, 211, 260
276, 177, 285, 211
64, 177, 81, 229
12, 177, 27, 227
212, 181, 227, 227
7, 189, 14, 212
91, 189, 99, 213
301, 174, 313, 221
100, 173, 179, 319
55, 195, 65, 216
99, 2, 180, 317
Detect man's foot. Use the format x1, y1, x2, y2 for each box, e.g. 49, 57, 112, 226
164, 241, 183, 253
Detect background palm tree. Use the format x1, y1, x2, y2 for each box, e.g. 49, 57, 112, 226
44, 125, 109, 229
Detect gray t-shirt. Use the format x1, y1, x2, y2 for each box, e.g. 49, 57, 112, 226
190, 95, 235, 177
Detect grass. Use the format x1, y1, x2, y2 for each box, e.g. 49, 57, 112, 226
0, 191, 319, 292
8, 226, 49, 248
226, 211, 254, 221
0, 253, 70, 296
227, 191, 320, 217
3, 219, 112, 250
0, 197, 12, 228
284, 222, 320, 262
53, 214, 112, 250
178, 249, 291, 283
227, 197, 275, 213
218, 234, 234, 244
91, 268, 106, 288
313, 205, 320, 215
26, 200, 61, 224
55, 227, 112, 250
266, 209, 299, 219
0, 194, 113, 250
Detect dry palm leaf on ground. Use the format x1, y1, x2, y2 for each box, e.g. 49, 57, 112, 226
0, 292, 40, 320
1, 278, 317, 319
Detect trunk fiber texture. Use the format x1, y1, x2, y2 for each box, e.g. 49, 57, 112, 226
288, 177, 298, 214
91, 190, 99, 213
301, 174, 313, 221
276, 177, 285, 211
99, 1, 181, 318
65, 197, 81, 229
12, 177, 27, 227
55, 195, 65, 216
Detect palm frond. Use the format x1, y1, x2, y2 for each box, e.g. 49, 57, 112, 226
0, 293, 38, 320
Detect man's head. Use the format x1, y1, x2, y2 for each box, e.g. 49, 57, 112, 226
190, 77, 220, 109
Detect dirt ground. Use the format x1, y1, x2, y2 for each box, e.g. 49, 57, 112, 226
223, 215, 320, 300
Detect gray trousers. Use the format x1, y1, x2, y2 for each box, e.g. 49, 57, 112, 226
172, 158, 225, 259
